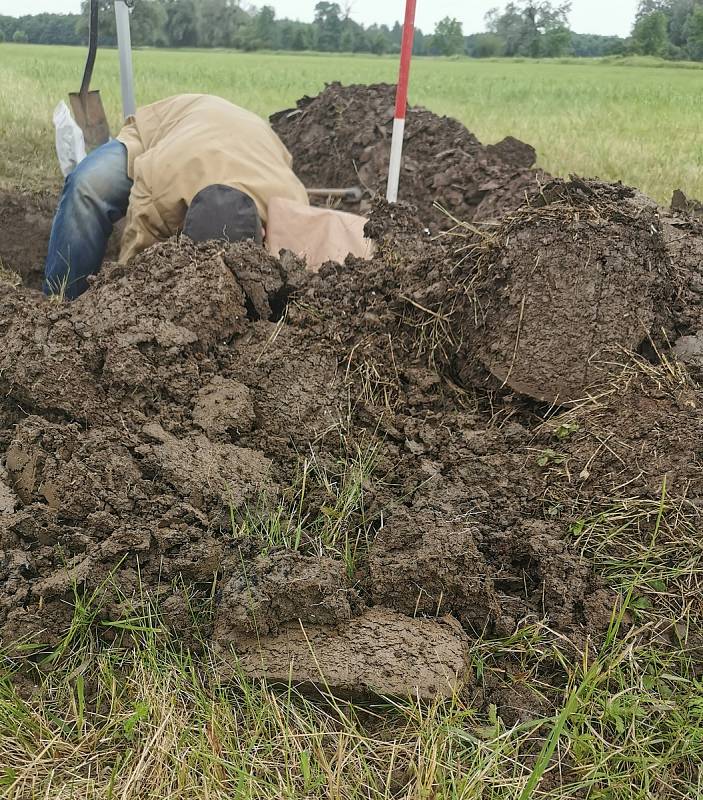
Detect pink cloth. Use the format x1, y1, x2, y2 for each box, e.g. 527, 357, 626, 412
266, 197, 375, 271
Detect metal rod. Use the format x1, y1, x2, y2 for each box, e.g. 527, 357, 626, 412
386, 0, 417, 203
115, 0, 136, 118
307, 187, 363, 202
80, 0, 99, 98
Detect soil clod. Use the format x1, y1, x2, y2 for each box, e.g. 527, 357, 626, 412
228, 608, 472, 700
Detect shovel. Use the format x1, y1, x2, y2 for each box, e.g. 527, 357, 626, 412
69, 0, 110, 149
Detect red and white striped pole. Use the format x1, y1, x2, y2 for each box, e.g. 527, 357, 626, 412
386, 0, 417, 203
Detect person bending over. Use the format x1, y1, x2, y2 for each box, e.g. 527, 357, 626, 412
44, 93, 308, 300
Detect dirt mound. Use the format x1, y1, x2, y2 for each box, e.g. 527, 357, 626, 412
671, 188, 703, 220
0, 190, 125, 292
0, 215, 627, 700
293, 181, 674, 405
661, 202, 703, 376
271, 82, 547, 228
485, 136, 537, 168
1, 83, 702, 704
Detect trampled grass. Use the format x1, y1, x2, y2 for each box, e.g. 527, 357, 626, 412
1, 44, 703, 203
1, 419, 702, 798
1, 576, 702, 799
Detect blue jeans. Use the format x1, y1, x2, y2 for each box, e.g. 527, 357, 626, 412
44, 139, 133, 300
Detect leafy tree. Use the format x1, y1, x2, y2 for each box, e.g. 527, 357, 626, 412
77, 0, 117, 45
630, 0, 703, 60
378, 24, 394, 50
635, 0, 671, 20
686, 4, 703, 59
0, 2, 443, 57
0, 13, 81, 44
541, 24, 571, 54
256, 6, 278, 48
632, 10, 669, 54
314, 1, 342, 51
130, 1, 169, 46
163, 0, 200, 47
279, 20, 299, 49
431, 16, 464, 56
485, 3, 522, 53
282, 22, 310, 51
390, 21, 402, 49
199, 0, 247, 49
77, 0, 167, 47
339, 14, 369, 53
12, 29, 28, 43
486, 1, 572, 57
340, 27, 354, 51
0, 28, 5, 43
369, 29, 387, 54
668, 0, 696, 46
412, 29, 428, 55
466, 32, 505, 57
238, 5, 279, 50
570, 32, 626, 56
291, 27, 306, 50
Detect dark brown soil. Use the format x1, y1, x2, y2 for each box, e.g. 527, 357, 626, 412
229, 608, 472, 700
0, 225, 617, 700
464, 179, 673, 403
270, 82, 548, 228
0, 190, 56, 289
0, 192, 125, 292
1, 84, 702, 707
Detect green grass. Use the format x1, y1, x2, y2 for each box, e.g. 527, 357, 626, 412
2, 44, 703, 203
1, 582, 701, 798
235, 438, 381, 576
1, 413, 702, 798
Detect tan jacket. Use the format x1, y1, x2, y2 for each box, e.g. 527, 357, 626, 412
116, 94, 309, 262
266, 198, 375, 270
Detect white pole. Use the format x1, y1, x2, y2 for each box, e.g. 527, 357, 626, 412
115, 0, 137, 118
386, 118, 406, 204
386, 0, 417, 203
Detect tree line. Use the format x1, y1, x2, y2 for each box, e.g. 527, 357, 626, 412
0, 1, 644, 60
0, 1, 433, 54
631, 0, 703, 59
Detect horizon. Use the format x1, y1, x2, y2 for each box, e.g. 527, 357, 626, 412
0, 1, 639, 39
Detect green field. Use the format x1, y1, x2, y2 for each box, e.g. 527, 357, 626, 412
2, 44, 703, 203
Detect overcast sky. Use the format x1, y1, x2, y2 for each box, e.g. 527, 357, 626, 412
0, 1, 639, 38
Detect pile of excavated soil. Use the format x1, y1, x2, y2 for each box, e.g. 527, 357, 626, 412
2, 172, 703, 707
2, 81, 703, 707
271, 82, 547, 228
0, 225, 617, 704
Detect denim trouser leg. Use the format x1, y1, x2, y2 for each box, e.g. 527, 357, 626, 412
44, 139, 133, 300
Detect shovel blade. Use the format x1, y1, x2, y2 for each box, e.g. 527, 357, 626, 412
69, 90, 110, 150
